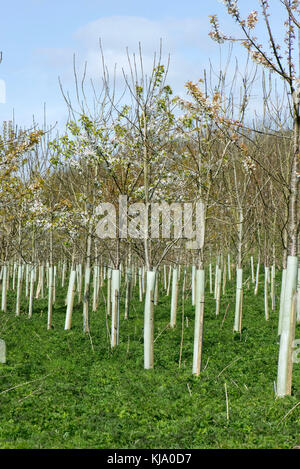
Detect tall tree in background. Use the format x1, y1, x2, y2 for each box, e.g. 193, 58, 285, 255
209, 0, 300, 397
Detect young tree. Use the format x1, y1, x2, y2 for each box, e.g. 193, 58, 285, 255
209, 0, 300, 397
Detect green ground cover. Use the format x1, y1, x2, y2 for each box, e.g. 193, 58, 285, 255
0, 272, 299, 449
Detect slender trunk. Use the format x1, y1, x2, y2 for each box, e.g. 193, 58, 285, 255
179, 267, 187, 368
65, 269, 76, 330
277, 256, 298, 397
83, 224, 92, 334
111, 269, 120, 348
209, 262, 213, 294
170, 267, 178, 328
124, 249, 132, 320
250, 256, 255, 283
215, 265, 222, 316
228, 253, 231, 281
28, 265, 35, 318
166, 265, 172, 297
276, 108, 299, 397
15, 262, 22, 316
1, 263, 7, 312
234, 209, 243, 332
222, 261, 227, 295
278, 268, 287, 335
144, 270, 156, 369
192, 264, 196, 305
234, 268, 243, 333
192, 269, 205, 375
47, 226, 53, 330
264, 265, 269, 321
296, 264, 300, 324
254, 255, 260, 296
107, 268, 111, 317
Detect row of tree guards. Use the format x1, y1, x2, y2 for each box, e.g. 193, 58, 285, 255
1, 252, 299, 398
1, 1, 300, 403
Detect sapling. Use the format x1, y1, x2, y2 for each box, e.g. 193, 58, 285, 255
178, 267, 187, 368
107, 268, 111, 317
222, 261, 227, 295
111, 269, 120, 348
254, 255, 260, 296
296, 264, 300, 324
144, 271, 156, 369
192, 269, 205, 375
278, 268, 287, 335
209, 0, 300, 398
250, 256, 255, 283
28, 264, 35, 318
215, 264, 222, 316
264, 265, 269, 321
271, 263, 276, 312
65, 269, 76, 330
1, 263, 7, 312
166, 265, 172, 296
170, 267, 178, 328
227, 253, 231, 281
209, 261, 213, 294
15, 262, 22, 317
154, 269, 159, 306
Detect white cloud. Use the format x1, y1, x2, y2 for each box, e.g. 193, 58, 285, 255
75, 16, 170, 52
70, 15, 216, 95
30, 14, 259, 127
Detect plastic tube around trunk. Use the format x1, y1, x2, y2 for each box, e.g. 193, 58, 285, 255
278, 268, 287, 335
47, 266, 53, 329
191, 265, 196, 306
192, 269, 205, 375
144, 270, 156, 369
251, 256, 255, 283
276, 255, 298, 397
228, 254, 231, 281
271, 264, 276, 311
64, 270, 76, 330
111, 269, 120, 348
28, 265, 35, 318
209, 263, 213, 294
215, 266, 222, 316
83, 266, 91, 333
1, 264, 7, 312
254, 260, 260, 296
170, 268, 178, 328
15, 263, 22, 316
264, 266, 269, 321
296, 266, 300, 324
107, 268, 111, 317
234, 268, 243, 332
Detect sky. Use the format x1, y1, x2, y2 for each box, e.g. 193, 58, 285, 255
0, 0, 292, 132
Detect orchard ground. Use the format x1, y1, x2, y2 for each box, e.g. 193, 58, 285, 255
0, 269, 299, 449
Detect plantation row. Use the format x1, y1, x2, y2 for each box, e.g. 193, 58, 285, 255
1, 2, 300, 408
1, 268, 298, 449
1, 254, 295, 375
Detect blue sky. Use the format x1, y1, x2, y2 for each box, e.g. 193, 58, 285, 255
0, 0, 291, 132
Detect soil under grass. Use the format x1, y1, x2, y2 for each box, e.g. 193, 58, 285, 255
0, 272, 299, 449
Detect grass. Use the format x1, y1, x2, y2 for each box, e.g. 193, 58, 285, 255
0, 270, 299, 449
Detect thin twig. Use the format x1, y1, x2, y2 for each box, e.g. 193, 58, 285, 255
154, 323, 170, 343
221, 303, 230, 328
216, 357, 241, 379
0, 373, 53, 396
278, 401, 300, 426
18, 385, 43, 403
203, 357, 210, 371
